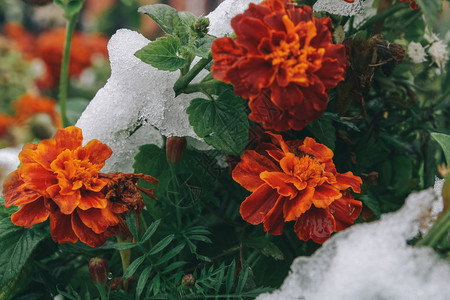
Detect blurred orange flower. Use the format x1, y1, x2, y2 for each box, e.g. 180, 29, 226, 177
211, 0, 346, 132
0, 114, 14, 138
12, 93, 62, 128
232, 132, 362, 243
2, 126, 157, 247
400, 0, 418, 10
2, 23, 36, 59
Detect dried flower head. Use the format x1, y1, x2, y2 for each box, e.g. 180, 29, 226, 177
232, 132, 362, 243
211, 0, 346, 132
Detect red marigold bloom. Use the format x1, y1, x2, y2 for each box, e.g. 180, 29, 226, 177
1, 126, 157, 247
12, 93, 62, 128
232, 132, 362, 243
35, 28, 108, 88
211, 0, 346, 132
400, 0, 419, 10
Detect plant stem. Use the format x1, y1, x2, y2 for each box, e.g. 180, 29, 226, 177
173, 53, 213, 96
182, 80, 218, 95
117, 234, 133, 291
350, 2, 402, 35
417, 210, 450, 248
59, 11, 80, 127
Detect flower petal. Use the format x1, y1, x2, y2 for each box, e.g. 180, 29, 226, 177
54, 126, 83, 151
294, 206, 335, 244
71, 212, 108, 247
300, 137, 334, 162
312, 184, 342, 208
240, 184, 279, 225
11, 197, 50, 228
50, 212, 78, 244
232, 150, 280, 192
19, 163, 57, 195
78, 192, 108, 210
283, 187, 314, 221
335, 171, 362, 193
76, 207, 118, 234
263, 194, 285, 235
260, 171, 297, 198
3, 170, 42, 207
52, 191, 80, 214
329, 197, 362, 232
77, 139, 112, 167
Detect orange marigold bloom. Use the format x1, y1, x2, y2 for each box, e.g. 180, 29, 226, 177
400, 0, 419, 10
2, 126, 157, 247
0, 114, 15, 138
2, 23, 36, 59
232, 132, 362, 243
12, 93, 62, 128
211, 0, 346, 132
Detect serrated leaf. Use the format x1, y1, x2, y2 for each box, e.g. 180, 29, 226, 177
141, 219, 161, 244
155, 243, 185, 266
148, 235, 174, 256
307, 114, 336, 150
135, 35, 186, 71
161, 261, 188, 274
136, 266, 152, 299
123, 256, 146, 280
125, 212, 139, 241
0, 219, 48, 299
186, 86, 249, 155
138, 4, 180, 35
182, 35, 215, 58
415, 0, 441, 27
244, 237, 284, 260
431, 132, 450, 165
359, 192, 381, 218
109, 242, 139, 251
236, 267, 249, 294
225, 260, 236, 294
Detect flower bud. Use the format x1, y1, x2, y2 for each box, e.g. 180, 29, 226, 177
88, 257, 109, 284
191, 17, 210, 38
182, 274, 195, 288
166, 136, 187, 163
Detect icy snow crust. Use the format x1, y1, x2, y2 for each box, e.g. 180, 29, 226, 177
257, 188, 450, 300
75, 0, 263, 172
313, 0, 365, 16
0, 146, 20, 193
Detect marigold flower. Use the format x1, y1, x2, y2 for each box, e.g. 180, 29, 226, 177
232, 132, 362, 243
400, 0, 418, 10
0, 114, 15, 138
2, 126, 158, 247
211, 0, 346, 132
12, 93, 62, 128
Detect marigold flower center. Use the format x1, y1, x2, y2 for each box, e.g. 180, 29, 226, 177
293, 155, 323, 182
266, 19, 325, 85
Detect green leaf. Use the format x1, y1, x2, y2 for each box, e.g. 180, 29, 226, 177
109, 242, 139, 251
415, 0, 441, 27
136, 266, 152, 299
187, 84, 249, 155
148, 235, 175, 256
244, 237, 284, 260
155, 243, 185, 266
140, 219, 161, 244
225, 260, 236, 294
53, 0, 84, 17
0, 219, 48, 299
431, 132, 450, 165
359, 191, 381, 218
135, 35, 186, 71
161, 261, 188, 274
307, 113, 336, 150
152, 273, 161, 296
123, 256, 146, 280
138, 4, 180, 35
133, 144, 167, 179
182, 35, 215, 59
125, 211, 139, 241
66, 98, 90, 125
236, 267, 249, 294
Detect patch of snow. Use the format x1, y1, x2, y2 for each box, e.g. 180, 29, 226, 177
0, 147, 21, 194
313, 0, 365, 17
257, 186, 450, 300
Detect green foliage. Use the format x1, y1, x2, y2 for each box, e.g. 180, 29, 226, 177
187, 83, 249, 155
431, 132, 450, 165
135, 35, 187, 72
415, 0, 442, 27
0, 219, 48, 300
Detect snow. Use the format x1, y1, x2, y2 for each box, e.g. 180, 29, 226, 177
0, 147, 21, 194
313, 0, 365, 16
256, 183, 450, 300
75, 0, 263, 173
